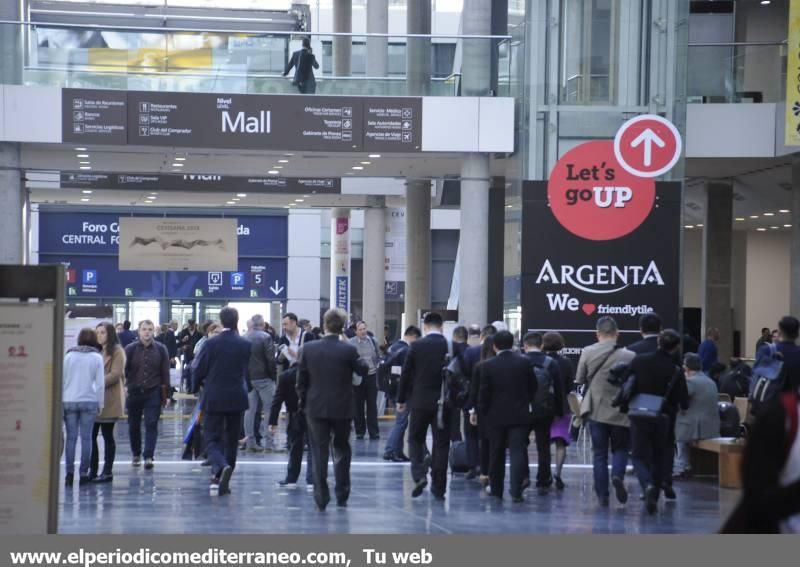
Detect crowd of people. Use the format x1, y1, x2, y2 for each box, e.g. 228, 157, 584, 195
60, 308, 800, 531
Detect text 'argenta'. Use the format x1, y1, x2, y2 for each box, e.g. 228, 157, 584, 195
535, 259, 665, 294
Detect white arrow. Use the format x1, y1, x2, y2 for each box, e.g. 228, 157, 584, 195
630, 128, 666, 167
269, 280, 284, 295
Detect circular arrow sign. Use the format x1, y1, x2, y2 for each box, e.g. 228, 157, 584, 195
613, 114, 682, 178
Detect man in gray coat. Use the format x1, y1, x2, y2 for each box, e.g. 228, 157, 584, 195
575, 316, 635, 507
243, 314, 278, 452
674, 353, 720, 477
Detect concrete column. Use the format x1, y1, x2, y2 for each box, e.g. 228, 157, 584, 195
792, 156, 800, 316
461, 0, 492, 96
366, 0, 388, 78
0, 144, 23, 264
406, 0, 431, 96
702, 181, 734, 365
0, 0, 21, 85
330, 208, 352, 319
404, 181, 431, 326
363, 201, 386, 344
332, 0, 352, 77
458, 155, 490, 327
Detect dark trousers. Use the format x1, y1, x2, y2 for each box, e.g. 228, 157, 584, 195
286, 412, 313, 484
204, 411, 243, 479
353, 374, 379, 437
488, 425, 530, 499
90, 422, 116, 477
307, 417, 352, 508
408, 407, 451, 496
530, 417, 553, 486
449, 408, 463, 442
126, 387, 161, 459
663, 410, 677, 488
630, 415, 670, 497
478, 418, 491, 476
464, 409, 480, 470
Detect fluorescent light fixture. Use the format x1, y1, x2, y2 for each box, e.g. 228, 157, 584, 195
771, 226, 780, 230
684, 225, 694, 229
352, 166, 364, 170
284, 206, 291, 209
79, 166, 91, 170
696, 224, 704, 227
174, 157, 186, 161
750, 215, 759, 219
236, 193, 247, 198
81, 190, 92, 194
761, 0, 772, 5
764, 212, 775, 217
278, 159, 289, 163
80, 198, 90, 202
785, 224, 792, 228
757, 228, 767, 232
735, 217, 745, 221
268, 170, 279, 175
273, 165, 283, 169
284, 153, 294, 157
76, 154, 89, 158
232, 198, 240, 202
506, 205, 513, 209
144, 200, 154, 204
226, 201, 236, 205
172, 163, 184, 167
149, 192, 158, 196
295, 199, 304, 203
360, 161, 371, 165
780, 209, 791, 213
369, 154, 381, 158
75, 147, 87, 151
79, 161, 91, 165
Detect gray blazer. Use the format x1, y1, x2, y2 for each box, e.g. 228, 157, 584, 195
675, 372, 720, 442
575, 340, 635, 428
245, 329, 277, 381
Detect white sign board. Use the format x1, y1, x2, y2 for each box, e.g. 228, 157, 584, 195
385, 207, 406, 282
118, 217, 238, 271
0, 303, 56, 534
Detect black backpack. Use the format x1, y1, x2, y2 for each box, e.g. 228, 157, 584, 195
749, 344, 786, 416
444, 353, 470, 409
531, 357, 556, 419
720, 365, 751, 400
718, 401, 741, 438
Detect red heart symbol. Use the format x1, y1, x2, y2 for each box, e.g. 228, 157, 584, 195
582, 304, 596, 316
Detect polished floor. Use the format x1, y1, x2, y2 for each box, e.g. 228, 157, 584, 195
59, 398, 737, 534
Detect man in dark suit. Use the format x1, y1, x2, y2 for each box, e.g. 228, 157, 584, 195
756, 316, 800, 393
383, 325, 422, 462
297, 308, 368, 511
192, 307, 252, 496
474, 330, 537, 502
626, 329, 689, 515
397, 312, 451, 500
628, 312, 662, 355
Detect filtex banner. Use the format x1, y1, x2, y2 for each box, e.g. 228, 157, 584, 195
118, 218, 238, 272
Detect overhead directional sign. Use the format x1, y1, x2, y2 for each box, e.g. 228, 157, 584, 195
613, 114, 682, 178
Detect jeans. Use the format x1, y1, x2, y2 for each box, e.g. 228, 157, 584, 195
353, 373, 379, 437
630, 415, 670, 494
588, 420, 631, 499
384, 405, 410, 456
245, 379, 276, 450
674, 441, 691, 474
90, 422, 116, 477
63, 402, 98, 477
126, 387, 162, 459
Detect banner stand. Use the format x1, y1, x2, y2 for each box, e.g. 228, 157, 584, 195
0, 265, 65, 534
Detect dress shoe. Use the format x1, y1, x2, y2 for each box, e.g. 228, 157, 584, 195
411, 479, 428, 498
144, 458, 154, 470
65, 473, 74, 486
277, 479, 297, 488
391, 453, 410, 463
79, 476, 91, 486
92, 473, 113, 484
554, 476, 565, 491
612, 476, 628, 504
432, 493, 446, 501
336, 499, 348, 508
315, 497, 330, 512
645, 485, 659, 515
218, 465, 233, 496
465, 468, 478, 480
383, 452, 394, 461
132, 456, 141, 467
512, 495, 525, 504
662, 484, 677, 500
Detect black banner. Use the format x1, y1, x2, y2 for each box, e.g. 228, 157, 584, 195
521, 181, 681, 353
62, 89, 422, 153
59, 173, 341, 194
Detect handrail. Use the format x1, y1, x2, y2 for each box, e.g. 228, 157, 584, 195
0, 19, 511, 40
688, 41, 786, 47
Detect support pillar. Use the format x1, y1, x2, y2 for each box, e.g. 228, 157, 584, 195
330, 208, 352, 319
702, 181, 734, 365
791, 156, 800, 317
0, 144, 23, 264
333, 0, 352, 77
363, 200, 386, 344
404, 181, 431, 326
458, 155, 490, 326
406, 0, 431, 96
366, 0, 388, 78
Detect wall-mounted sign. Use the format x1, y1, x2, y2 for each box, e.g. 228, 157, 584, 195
62, 89, 127, 145
59, 173, 341, 194
118, 217, 238, 272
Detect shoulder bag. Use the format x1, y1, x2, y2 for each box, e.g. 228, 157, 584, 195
626, 366, 681, 421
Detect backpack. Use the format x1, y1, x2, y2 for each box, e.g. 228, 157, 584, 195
444, 353, 470, 409
720, 365, 751, 400
718, 402, 741, 438
531, 357, 556, 419
749, 344, 786, 416
449, 440, 470, 474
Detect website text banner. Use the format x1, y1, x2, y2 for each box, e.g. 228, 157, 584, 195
0, 304, 56, 535
118, 218, 238, 272
520, 181, 681, 352
59, 173, 342, 195
0, 536, 792, 564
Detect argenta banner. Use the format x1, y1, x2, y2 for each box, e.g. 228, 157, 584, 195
118, 217, 238, 272
521, 118, 682, 351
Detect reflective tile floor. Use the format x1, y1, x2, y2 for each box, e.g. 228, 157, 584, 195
59, 399, 737, 534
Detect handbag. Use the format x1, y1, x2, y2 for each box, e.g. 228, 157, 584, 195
626, 367, 681, 421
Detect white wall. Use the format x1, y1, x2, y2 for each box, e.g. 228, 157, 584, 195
744, 230, 790, 357
286, 209, 322, 322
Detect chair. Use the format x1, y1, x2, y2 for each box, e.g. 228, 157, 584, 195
718, 393, 732, 404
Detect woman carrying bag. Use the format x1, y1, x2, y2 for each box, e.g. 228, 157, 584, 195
90, 322, 126, 483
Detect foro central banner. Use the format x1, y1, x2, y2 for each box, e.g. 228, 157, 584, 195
118, 218, 238, 272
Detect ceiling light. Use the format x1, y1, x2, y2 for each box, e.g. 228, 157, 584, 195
232, 198, 240, 201
346, 172, 354, 175
761, 0, 771, 5
696, 224, 704, 227
784, 224, 792, 228
750, 215, 759, 219
278, 159, 289, 163
295, 199, 304, 203
76, 154, 89, 158
79, 166, 91, 170
236, 193, 247, 198
80, 198, 90, 202
360, 161, 371, 165
780, 209, 791, 214
352, 166, 364, 170
149, 192, 158, 196
506, 205, 513, 209
288, 203, 296, 207
144, 199, 153, 204
684, 225, 694, 229
771, 226, 780, 230
274, 165, 283, 169
284, 153, 294, 157
79, 161, 91, 165
174, 157, 186, 161
369, 154, 381, 158
75, 147, 87, 151
147, 195, 157, 200
226, 201, 236, 205
764, 212, 775, 217
268, 170, 279, 175
81, 190, 92, 194
757, 228, 767, 232
284, 206, 291, 209
172, 163, 184, 167
735, 217, 745, 221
